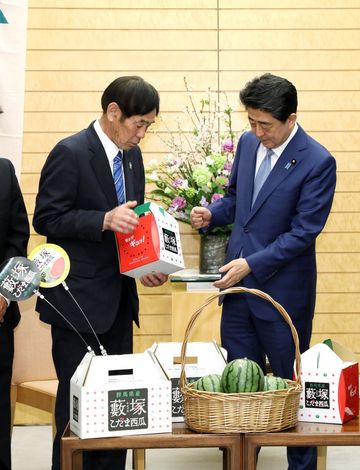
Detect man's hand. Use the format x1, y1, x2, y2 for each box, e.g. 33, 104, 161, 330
213, 258, 251, 289
0, 296, 8, 323
103, 200, 139, 233
190, 206, 212, 230
139, 272, 168, 287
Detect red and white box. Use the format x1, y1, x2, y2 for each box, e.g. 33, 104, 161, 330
297, 340, 359, 424
116, 202, 184, 278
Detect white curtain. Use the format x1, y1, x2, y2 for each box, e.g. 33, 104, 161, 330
0, 0, 28, 179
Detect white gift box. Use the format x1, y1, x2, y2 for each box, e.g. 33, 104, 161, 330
297, 340, 359, 424
148, 341, 227, 422
70, 351, 172, 438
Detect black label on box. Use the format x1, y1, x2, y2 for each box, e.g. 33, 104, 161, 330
162, 228, 178, 254
72, 395, 79, 422
108, 388, 148, 431
304, 382, 330, 409
171, 377, 200, 418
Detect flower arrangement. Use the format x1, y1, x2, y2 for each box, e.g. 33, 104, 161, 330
146, 78, 239, 235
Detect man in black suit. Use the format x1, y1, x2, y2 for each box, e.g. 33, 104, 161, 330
0, 105, 30, 470
33, 77, 168, 470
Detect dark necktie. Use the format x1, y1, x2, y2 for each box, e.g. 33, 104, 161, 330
252, 149, 274, 206
113, 151, 125, 205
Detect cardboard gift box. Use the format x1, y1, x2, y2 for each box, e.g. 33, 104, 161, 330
148, 341, 227, 422
70, 351, 172, 438
116, 202, 185, 278
297, 340, 359, 424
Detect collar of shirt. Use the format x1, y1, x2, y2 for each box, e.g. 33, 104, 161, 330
93, 120, 122, 175
255, 122, 299, 172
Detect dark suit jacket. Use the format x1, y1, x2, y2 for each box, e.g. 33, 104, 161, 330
0, 158, 29, 329
208, 126, 336, 323
33, 123, 144, 334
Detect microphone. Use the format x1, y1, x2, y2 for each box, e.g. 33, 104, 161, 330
62, 281, 107, 356
33, 289, 96, 356
29, 244, 108, 356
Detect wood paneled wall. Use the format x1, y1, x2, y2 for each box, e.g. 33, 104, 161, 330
22, 1, 360, 359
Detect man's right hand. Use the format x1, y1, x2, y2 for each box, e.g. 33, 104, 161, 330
190, 206, 212, 230
0, 295, 8, 323
103, 200, 139, 233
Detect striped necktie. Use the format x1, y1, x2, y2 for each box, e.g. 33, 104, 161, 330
113, 151, 125, 205
252, 148, 274, 206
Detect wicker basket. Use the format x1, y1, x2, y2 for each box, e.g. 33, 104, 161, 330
180, 286, 302, 433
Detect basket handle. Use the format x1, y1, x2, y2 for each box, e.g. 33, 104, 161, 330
180, 286, 301, 389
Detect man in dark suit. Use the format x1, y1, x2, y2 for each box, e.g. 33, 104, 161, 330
33, 76, 168, 470
190, 73, 336, 470
0, 105, 30, 470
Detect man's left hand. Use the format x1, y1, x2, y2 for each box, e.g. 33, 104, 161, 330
139, 272, 168, 287
213, 258, 251, 289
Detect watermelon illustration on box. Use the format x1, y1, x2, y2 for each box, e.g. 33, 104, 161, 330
116, 202, 185, 278
296, 340, 359, 424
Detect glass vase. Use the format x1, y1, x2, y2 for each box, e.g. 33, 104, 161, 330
199, 233, 229, 274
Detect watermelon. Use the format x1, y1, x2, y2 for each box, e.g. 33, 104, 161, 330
193, 373, 223, 392
263, 374, 289, 391
221, 358, 264, 393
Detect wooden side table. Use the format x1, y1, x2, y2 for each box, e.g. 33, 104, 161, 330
61, 423, 243, 470
244, 417, 360, 470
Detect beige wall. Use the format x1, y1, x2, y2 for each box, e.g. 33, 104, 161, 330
22, 1, 360, 359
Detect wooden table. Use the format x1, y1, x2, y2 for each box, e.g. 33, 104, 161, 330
61, 423, 243, 470
244, 417, 360, 470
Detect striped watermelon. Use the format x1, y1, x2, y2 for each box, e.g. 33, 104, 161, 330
263, 374, 289, 391
193, 373, 223, 392
221, 358, 264, 393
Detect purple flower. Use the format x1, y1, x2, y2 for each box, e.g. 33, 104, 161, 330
200, 196, 209, 207
170, 196, 186, 209
211, 193, 224, 203
221, 138, 234, 153
172, 178, 184, 189
175, 211, 189, 221
224, 162, 233, 171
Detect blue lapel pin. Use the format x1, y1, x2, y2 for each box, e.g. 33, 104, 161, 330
285, 159, 297, 170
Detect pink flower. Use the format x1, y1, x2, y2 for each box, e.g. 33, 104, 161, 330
211, 193, 224, 203
221, 138, 234, 153
170, 196, 186, 209
224, 162, 233, 171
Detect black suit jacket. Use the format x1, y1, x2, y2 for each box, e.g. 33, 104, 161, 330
0, 158, 29, 329
33, 123, 144, 334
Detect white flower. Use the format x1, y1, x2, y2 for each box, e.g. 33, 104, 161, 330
148, 159, 158, 169
148, 171, 159, 181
